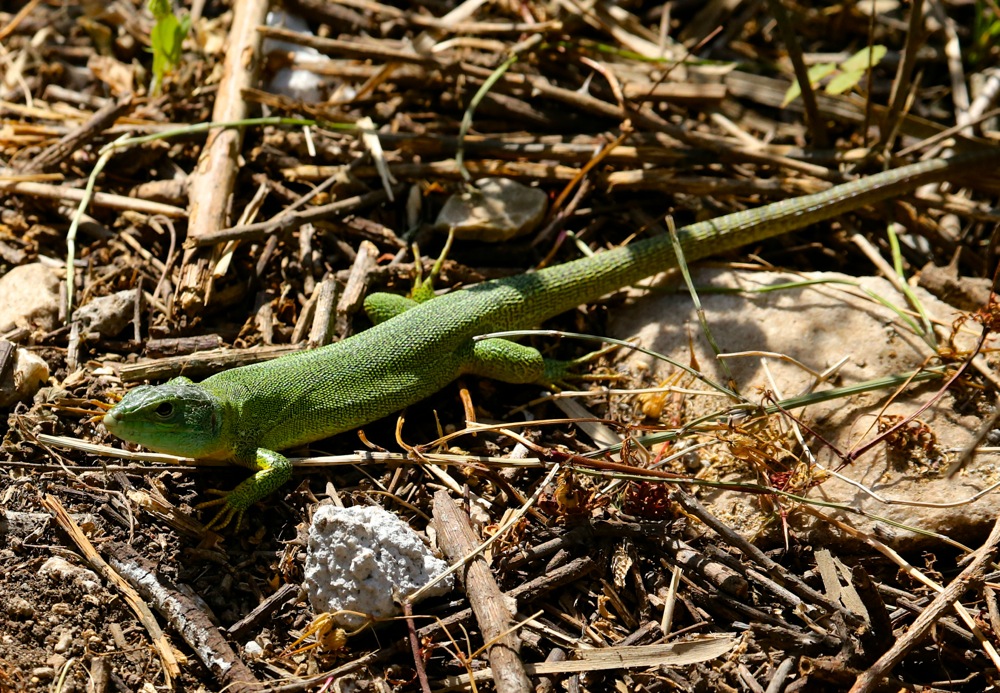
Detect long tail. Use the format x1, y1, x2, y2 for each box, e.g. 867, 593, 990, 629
474, 147, 1000, 328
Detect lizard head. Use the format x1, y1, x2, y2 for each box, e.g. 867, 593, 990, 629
104, 377, 227, 458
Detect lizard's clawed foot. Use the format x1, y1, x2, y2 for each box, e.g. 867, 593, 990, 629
542, 344, 625, 387
196, 492, 246, 532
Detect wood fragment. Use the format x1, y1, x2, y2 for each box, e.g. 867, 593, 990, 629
291, 282, 320, 345
764, 656, 797, 693
258, 25, 439, 64
176, 0, 270, 313
307, 275, 339, 347
118, 344, 302, 382
105, 542, 259, 693
620, 81, 727, 104
325, 216, 407, 250
432, 489, 533, 693
144, 334, 225, 358
0, 180, 186, 216
42, 84, 111, 110
335, 240, 378, 338
226, 583, 299, 640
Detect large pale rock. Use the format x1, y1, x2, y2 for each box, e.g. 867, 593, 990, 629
609, 269, 998, 549
0, 263, 60, 334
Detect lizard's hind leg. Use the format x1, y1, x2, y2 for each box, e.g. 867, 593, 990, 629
462, 338, 571, 385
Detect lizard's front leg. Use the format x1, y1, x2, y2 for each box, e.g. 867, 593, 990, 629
199, 448, 293, 531
364, 293, 420, 324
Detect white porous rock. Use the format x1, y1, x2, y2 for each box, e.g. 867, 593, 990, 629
304, 505, 452, 628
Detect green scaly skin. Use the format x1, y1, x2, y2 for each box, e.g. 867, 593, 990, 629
103, 149, 1000, 530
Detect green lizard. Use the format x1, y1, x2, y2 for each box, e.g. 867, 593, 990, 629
103, 149, 999, 529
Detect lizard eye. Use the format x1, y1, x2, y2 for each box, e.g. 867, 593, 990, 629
154, 402, 174, 418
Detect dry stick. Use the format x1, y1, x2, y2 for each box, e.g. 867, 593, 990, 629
186, 187, 399, 247
39, 494, 181, 687
928, 0, 972, 135
0, 180, 186, 216
291, 281, 320, 345
408, 14, 561, 34
460, 62, 792, 170
0, 0, 41, 42
18, 93, 133, 173
118, 343, 301, 381
764, 656, 797, 693
892, 598, 978, 644
432, 490, 533, 693
376, 131, 690, 165
175, 0, 270, 313
849, 512, 1000, 693
105, 542, 259, 693
310, 159, 582, 184
764, 0, 828, 148
668, 489, 863, 627
257, 25, 439, 64
880, 0, 925, 148
986, 586, 1000, 640
342, 160, 831, 198
403, 601, 432, 693
725, 69, 975, 147
227, 583, 298, 640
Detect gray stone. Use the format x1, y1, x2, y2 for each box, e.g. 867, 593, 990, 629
73, 289, 137, 338
435, 177, 548, 242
